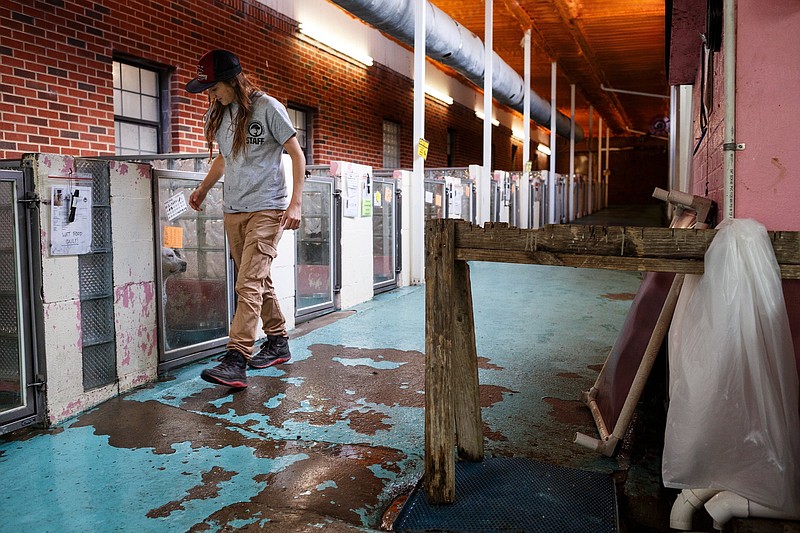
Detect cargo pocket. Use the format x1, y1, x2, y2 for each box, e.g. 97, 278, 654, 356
254, 240, 277, 279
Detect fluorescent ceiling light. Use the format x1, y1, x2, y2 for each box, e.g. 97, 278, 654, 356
424, 86, 453, 105
475, 111, 499, 127
536, 144, 551, 156
298, 22, 374, 67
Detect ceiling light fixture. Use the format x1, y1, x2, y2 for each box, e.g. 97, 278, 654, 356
536, 144, 551, 156
475, 111, 499, 127
424, 86, 454, 105
298, 22, 374, 67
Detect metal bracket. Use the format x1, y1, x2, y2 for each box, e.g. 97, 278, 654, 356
18, 193, 41, 209
723, 142, 746, 151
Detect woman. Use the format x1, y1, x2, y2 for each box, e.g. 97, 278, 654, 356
186, 49, 305, 388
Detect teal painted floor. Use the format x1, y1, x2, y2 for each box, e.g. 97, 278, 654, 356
2, 206, 698, 533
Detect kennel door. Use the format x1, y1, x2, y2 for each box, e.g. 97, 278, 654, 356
154, 170, 232, 371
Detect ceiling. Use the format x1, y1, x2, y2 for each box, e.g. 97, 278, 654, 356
430, 0, 671, 141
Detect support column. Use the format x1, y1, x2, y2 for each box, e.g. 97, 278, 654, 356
411, 0, 426, 284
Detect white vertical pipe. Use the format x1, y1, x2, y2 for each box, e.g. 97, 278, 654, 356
597, 115, 602, 210
548, 61, 557, 224
669, 85, 677, 192
569, 83, 575, 221
410, 0, 426, 284
605, 127, 610, 207
483, 0, 493, 217
723, 0, 736, 219
588, 106, 593, 214
522, 29, 531, 168
520, 29, 531, 229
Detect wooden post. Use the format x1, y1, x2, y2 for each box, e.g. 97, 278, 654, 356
425, 218, 455, 503
452, 259, 484, 461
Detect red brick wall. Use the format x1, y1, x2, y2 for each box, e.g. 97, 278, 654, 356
0, 0, 529, 170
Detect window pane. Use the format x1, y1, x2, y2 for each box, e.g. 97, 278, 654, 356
122, 92, 141, 119
139, 125, 158, 153
113, 89, 122, 115
112, 61, 121, 90
120, 63, 140, 92
383, 120, 400, 168
140, 69, 157, 96
119, 122, 139, 150
141, 95, 158, 122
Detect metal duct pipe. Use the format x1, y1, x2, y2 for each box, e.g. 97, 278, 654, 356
329, 0, 584, 140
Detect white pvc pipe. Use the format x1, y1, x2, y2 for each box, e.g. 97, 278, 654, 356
520, 29, 531, 229
597, 116, 602, 210
569, 83, 575, 221
588, 106, 593, 214
482, 0, 493, 222
522, 29, 531, 169
548, 61, 557, 224
410, 0, 425, 284
669, 489, 719, 531
604, 127, 610, 207
704, 491, 798, 529
722, 0, 736, 219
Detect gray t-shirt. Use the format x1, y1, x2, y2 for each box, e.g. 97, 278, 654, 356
213, 93, 297, 213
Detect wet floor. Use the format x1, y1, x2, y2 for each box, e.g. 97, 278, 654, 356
2, 206, 792, 532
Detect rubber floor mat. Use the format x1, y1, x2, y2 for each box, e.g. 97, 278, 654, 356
394, 457, 618, 533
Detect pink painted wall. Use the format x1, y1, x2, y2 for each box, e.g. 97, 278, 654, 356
692, 0, 800, 230
735, 1, 800, 230
690, 0, 800, 397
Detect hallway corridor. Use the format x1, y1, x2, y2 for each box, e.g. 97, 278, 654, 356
2, 253, 652, 531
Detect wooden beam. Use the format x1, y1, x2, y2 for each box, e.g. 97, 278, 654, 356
451, 260, 484, 462
451, 221, 800, 279
424, 219, 456, 504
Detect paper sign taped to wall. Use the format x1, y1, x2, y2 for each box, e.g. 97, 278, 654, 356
50, 185, 92, 256
164, 191, 189, 221
163, 226, 184, 249
417, 138, 430, 159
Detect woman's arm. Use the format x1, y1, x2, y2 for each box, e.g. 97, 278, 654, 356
189, 154, 225, 211
281, 135, 305, 230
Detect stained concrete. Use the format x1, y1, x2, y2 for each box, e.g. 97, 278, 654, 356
2, 206, 794, 532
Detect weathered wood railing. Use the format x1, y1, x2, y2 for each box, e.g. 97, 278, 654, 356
424, 219, 800, 504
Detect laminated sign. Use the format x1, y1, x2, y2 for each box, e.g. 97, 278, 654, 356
50, 185, 92, 255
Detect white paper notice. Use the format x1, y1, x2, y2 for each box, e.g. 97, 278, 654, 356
164, 191, 189, 221
51, 185, 93, 256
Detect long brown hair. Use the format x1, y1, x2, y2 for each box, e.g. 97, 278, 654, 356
205, 72, 262, 159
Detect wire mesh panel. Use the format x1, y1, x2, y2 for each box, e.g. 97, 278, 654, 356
0, 180, 21, 410
395, 458, 618, 533
76, 159, 116, 390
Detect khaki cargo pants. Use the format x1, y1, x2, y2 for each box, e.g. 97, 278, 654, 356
224, 210, 286, 358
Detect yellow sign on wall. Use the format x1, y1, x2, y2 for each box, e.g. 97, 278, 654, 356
417, 138, 430, 159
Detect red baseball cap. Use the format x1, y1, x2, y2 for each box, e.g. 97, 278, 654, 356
186, 49, 242, 93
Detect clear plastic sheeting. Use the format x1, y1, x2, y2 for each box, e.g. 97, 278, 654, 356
663, 218, 800, 516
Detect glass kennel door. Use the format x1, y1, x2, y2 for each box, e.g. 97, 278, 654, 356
295, 170, 335, 320
154, 170, 232, 371
0, 169, 40, 434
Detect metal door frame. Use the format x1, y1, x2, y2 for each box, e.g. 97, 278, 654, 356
295, 171, 337, 321
0, 166, 45, 435
372, 175, 399, 294
152, 169, 233, 373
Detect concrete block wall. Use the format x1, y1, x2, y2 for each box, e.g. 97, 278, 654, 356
29, 154, 158, 423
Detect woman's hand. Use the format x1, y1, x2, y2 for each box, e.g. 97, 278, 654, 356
189, 186, 208, 211
281, 200, 302, 230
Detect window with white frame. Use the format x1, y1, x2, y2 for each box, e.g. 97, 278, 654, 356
382, 120, 401, 169
113, 61, 161, 155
